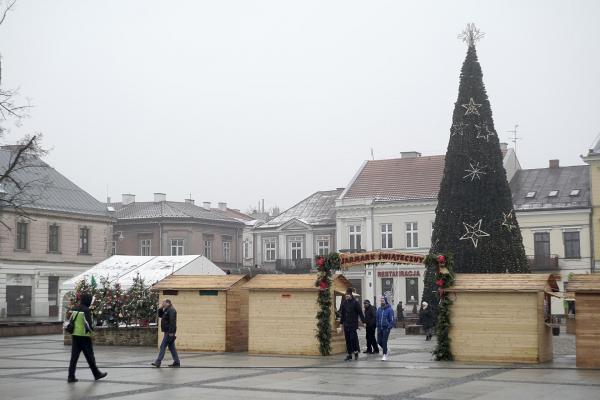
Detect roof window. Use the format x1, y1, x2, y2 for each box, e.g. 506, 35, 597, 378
570, 189, 581, 196
548, 190, 559, 197
525, 191, 536, 198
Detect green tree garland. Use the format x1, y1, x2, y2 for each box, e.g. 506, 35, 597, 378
314, 252, 341, 356
425, 253, 455, 361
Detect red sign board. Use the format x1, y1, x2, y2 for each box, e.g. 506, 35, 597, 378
340, 251, 426, 268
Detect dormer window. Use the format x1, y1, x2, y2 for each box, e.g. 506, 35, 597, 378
570, 189, 581, 196
548, 190, 559, 197
525, 191, 536, 198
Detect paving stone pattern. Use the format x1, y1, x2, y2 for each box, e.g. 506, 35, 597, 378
0, 331, 598, 400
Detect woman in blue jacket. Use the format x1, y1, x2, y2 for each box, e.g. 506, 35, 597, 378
376, 296, 395, 361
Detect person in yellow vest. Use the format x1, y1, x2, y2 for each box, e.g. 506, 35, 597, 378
67, 293, 107, 383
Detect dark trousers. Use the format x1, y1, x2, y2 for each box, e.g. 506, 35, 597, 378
156, 333, 180, 364
69, 335, 101, 378
377, 328, 391, 355
343, 326, 360, 354
365, 325, 378, 353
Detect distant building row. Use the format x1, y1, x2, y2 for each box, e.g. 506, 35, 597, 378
0, 138, 598, 318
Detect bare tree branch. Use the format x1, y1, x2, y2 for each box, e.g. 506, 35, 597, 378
0, 0, 16, 26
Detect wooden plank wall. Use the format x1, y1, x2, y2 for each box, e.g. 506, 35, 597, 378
537, 292, 553, 363
449, 292, 543, 363
226, 282, 249, 352
249, 290, 321, 356
576, 293, 600, 368
158, 290, 226, 351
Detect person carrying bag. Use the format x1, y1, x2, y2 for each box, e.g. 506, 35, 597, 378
66, 293, 107, 383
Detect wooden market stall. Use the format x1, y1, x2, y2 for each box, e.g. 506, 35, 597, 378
152, 275, 250, 352
567, 273, 600, 368
447, 274, 560, 363
244, 274, 352, 356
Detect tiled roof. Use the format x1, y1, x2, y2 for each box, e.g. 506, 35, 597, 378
0, 149, 109, 217
341, 156, 445, 201
258, 189, 343, 228
510, 165, 590, 211
110, 201, 242, 224
213, 208, 254, 222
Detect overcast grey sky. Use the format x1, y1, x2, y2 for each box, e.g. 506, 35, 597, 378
0, 0, 598, 212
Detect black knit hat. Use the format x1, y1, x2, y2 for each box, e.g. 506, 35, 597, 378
346, 288, 354, 296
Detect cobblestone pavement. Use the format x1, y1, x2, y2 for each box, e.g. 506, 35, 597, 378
0, 330, 598, 400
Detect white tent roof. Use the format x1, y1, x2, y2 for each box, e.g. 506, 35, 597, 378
62, 256, 154, 291
61, 255, 224, 291
119, 255, 224, 288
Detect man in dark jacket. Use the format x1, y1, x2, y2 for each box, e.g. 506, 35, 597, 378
151, 299, 180, 367
339, 288, 365, 361
362, 300, 378, 354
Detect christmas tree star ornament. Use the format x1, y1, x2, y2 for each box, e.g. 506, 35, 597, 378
463, 161, 487, 181
451, 122, 468, 137
476, 123, 497, 141
458, 23, 485, 47
462, 98, 482, 115
501, 210, 518, 231
459, 219, 490, 248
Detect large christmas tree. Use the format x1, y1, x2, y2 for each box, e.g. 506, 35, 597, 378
423, 24, 528, 308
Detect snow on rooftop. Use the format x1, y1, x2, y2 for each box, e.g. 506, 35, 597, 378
62, 256, 154, 290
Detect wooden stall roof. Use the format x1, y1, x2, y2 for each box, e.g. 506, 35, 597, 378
243, 274, 350, 292
447, 273, 560, 293
567, 274, 600, 294
152, 275, 249, 290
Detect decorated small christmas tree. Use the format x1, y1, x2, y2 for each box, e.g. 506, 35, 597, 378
423, 24, 528, 309
124, 274, 158, 326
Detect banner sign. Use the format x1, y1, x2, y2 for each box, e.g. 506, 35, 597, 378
377, 270, 421, 277
339, 251, 426, 268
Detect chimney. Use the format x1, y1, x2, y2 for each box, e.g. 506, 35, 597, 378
549, 159, 559, 169
218, 202, 227, 211
154, 193, 166, 202
106, 196, 111, 204
122, 194, 135, 205
202, 201, 211, 210
400, 151, 421, 159
185, 198, 195, 205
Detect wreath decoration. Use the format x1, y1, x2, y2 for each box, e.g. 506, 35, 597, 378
425, 253, 455, 361
314, 252, 341, 356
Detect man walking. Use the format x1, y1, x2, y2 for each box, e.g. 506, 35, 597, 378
67, 293, 107, 382
151, 299, 180, 367
339, 288, 364, 361
376, 296, 395, 361
362, 300, 378, 355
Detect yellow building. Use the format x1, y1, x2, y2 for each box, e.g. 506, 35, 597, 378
582, 139, 600, 271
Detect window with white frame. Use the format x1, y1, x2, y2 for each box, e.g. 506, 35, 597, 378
79, 227, 90, 254
264, 239, 276, 262
140, 239, 151, 256
111, 241, 116, 256
406, 222, 418, 248
349, 225, 362, 251
243, 241, 250, 259
170, 239, 184, 256
223, 241, 231, 262
317, 235, 330, 255
381, 224, 393, 249
563, 231, 581, 259
204, 240, 212, 259
289, 236, 303, 260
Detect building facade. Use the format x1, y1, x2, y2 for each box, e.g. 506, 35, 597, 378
250, 189, 342, 273
0, 149, 113, 319
110, 194, 245, 271
335, 147, 524, 308
510, 161, 592, 311
582, 137, 600, 271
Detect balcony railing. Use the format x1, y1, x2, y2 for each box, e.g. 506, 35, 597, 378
275, 258, 313, 274
527, 255, 559, 271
